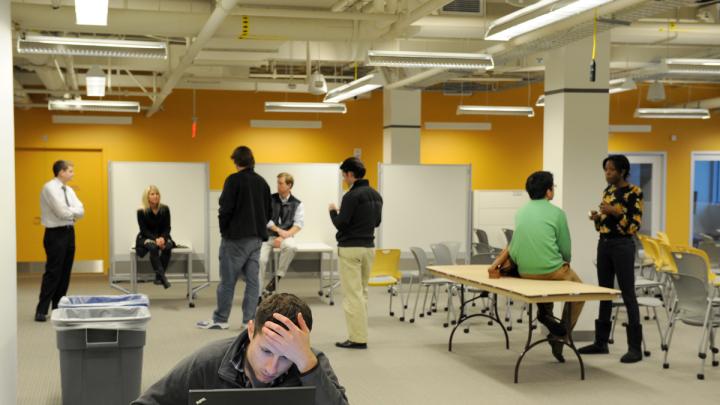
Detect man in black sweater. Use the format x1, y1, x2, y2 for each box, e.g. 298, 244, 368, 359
329, 157, 383, 349
198, 146, 272, 330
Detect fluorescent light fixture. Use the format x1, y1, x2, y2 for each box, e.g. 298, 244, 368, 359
85, 65, 106, 97
457, 105, 535, 117
264, 102, 347, 114
536, 95, 545, 107
485, 0, 615, 41
367, 50, 494, 70
250, 120, 322, 129
75, 0, 109, 26
17, 34, 168, 59
425, 122, 492, 131
323, 74, 385, 103
52, 115, 132, 125
665, 58, 720, 67
608, 78, 636, 94
609, 125, 651, 133
634, 108, 710, 120
48, 99, 141, 113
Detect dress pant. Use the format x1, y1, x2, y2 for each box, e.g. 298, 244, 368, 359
597, 237, 640, 326
259, 236, 298, 288
338, 247, 374, 344
522, 264, 585, 333
37, 226, 75, 315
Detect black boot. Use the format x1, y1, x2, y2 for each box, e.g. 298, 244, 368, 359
157, 269, 171, 289
620, 323, 643, 363
537, 303, 567, 338
578, 320, 611, 354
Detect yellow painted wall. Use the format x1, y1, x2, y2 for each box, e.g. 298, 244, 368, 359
14, 90, 383, 269
608, 84, 720, 245
13, 83, 720, 267
421, 84, 545, 189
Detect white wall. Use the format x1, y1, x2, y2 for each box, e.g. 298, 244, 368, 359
0, 0, 18, 401
473, 190, 528, 249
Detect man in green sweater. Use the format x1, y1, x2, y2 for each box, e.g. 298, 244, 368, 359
509, 171, 584, 362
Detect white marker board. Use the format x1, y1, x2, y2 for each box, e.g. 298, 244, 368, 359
109, 162, 209, 266
378, 164, 472, 262
473, 189, 528, 249
208, 163, 342, 281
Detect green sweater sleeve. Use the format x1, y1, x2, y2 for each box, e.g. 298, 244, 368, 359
557, 211, 572, 263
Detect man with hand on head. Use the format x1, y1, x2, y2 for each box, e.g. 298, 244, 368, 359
133, 293, 348, 405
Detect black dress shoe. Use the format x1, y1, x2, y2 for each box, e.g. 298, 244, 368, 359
34, 313, 47, 322
335, 340, 367, 349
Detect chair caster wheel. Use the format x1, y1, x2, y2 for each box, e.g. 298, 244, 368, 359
697, 374, 704, 380
507, 326, 513, 331
713, 360, 719, 367
661, 344, 668, 351
609, 339, 614, 344
663, 363, 669, 369
443, 323, 449, 328
329, 301, 335, 306
699, 353, 707, 360
712, 347, 719, 354
517, 319, 523, 324
419, 314, 425, 318
404, 305, 408, 309
399, 317, 405, 321
390, 312, 394, 317
488, 321, 493, 325
451, 320, 457, 325
644, 351, 651, 357
644, 316, 650, 321
318, 291, 323, 297
189, 302, 195, 308
409, 319, 415, 323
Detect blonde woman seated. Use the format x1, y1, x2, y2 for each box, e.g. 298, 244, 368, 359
135, 185, 174, 289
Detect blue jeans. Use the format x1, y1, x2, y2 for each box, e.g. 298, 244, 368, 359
214, 237, 262, 324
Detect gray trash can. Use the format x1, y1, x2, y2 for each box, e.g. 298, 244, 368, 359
51, 305, 151, 405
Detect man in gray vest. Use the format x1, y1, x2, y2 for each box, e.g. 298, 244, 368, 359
260, 172, 304, 295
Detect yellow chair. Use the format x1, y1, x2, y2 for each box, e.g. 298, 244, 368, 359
368, 249, 402, 317
656, 231, 672, 246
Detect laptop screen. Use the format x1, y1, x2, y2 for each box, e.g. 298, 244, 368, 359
188, 386, 315, 405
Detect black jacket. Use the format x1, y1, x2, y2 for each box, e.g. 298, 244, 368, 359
330, 179, 383, 247
131, 331, 348, 405
137, 205, 171, 241
218, 168, 272, 241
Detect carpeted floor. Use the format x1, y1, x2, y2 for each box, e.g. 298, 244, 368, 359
16, 273, 720, 405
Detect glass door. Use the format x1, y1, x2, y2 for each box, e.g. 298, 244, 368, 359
690, 153, 720, 246
622, 153, 666, 237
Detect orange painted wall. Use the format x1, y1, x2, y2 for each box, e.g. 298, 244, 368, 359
14, 90, 383, 268
421, 84, 545, 189
608, 84, 720, 245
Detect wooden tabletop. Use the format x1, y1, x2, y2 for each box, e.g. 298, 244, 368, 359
428, 265, 620, 304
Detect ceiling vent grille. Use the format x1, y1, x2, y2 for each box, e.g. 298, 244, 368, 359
442, 0, 481, 14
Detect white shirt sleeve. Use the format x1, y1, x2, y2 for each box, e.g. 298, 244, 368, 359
293, 202, 305, 229
41, 183, 75, 222
267, 219, 275, 229
67, 187, 84, 219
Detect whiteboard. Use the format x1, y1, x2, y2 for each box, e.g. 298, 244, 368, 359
209, 163, 342, 281
473, 189, 528, 249
109, 162, 209, 264
378, 164, 472, 262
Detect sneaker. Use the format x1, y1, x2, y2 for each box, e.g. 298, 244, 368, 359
196, 319, 229, 330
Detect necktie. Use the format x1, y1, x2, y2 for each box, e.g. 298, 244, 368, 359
61, 185, 70, 207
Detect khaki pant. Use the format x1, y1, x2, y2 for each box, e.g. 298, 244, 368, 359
522, 264, 584, 333
338, 247, 374, 343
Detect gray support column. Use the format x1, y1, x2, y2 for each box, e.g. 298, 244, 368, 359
383, 89, 421, 164
0, 0, 18, 401
543, 32, 610, 332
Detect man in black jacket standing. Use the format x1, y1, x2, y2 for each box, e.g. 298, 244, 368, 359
329, 157, 383, 349
198, 146, 271, 330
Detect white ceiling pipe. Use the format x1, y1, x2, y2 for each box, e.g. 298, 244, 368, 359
232, 5, 396, 21
385, 68, 445, 89
146, 0, 241, 117
380, 0, 456, 41
332, 0, 360, 13
63, 56, 80, 91
674, 97, 720, 111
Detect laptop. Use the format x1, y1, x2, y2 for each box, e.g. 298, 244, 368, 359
188, 386, 315, 405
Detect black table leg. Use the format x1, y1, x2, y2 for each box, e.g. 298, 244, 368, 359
513, 302, 586, 383
449, 289, 509, 352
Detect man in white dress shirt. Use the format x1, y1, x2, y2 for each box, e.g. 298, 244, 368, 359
35, 160, 84, 322
260, 173, 304, 295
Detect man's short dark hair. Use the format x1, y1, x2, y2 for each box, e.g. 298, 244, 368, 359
231, 146, 255, 169
339, 157, 366, 179
52, 160, 72, 177
253, 293, 313, 336
603, 154, 631, 180
525, 171, 554, 200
